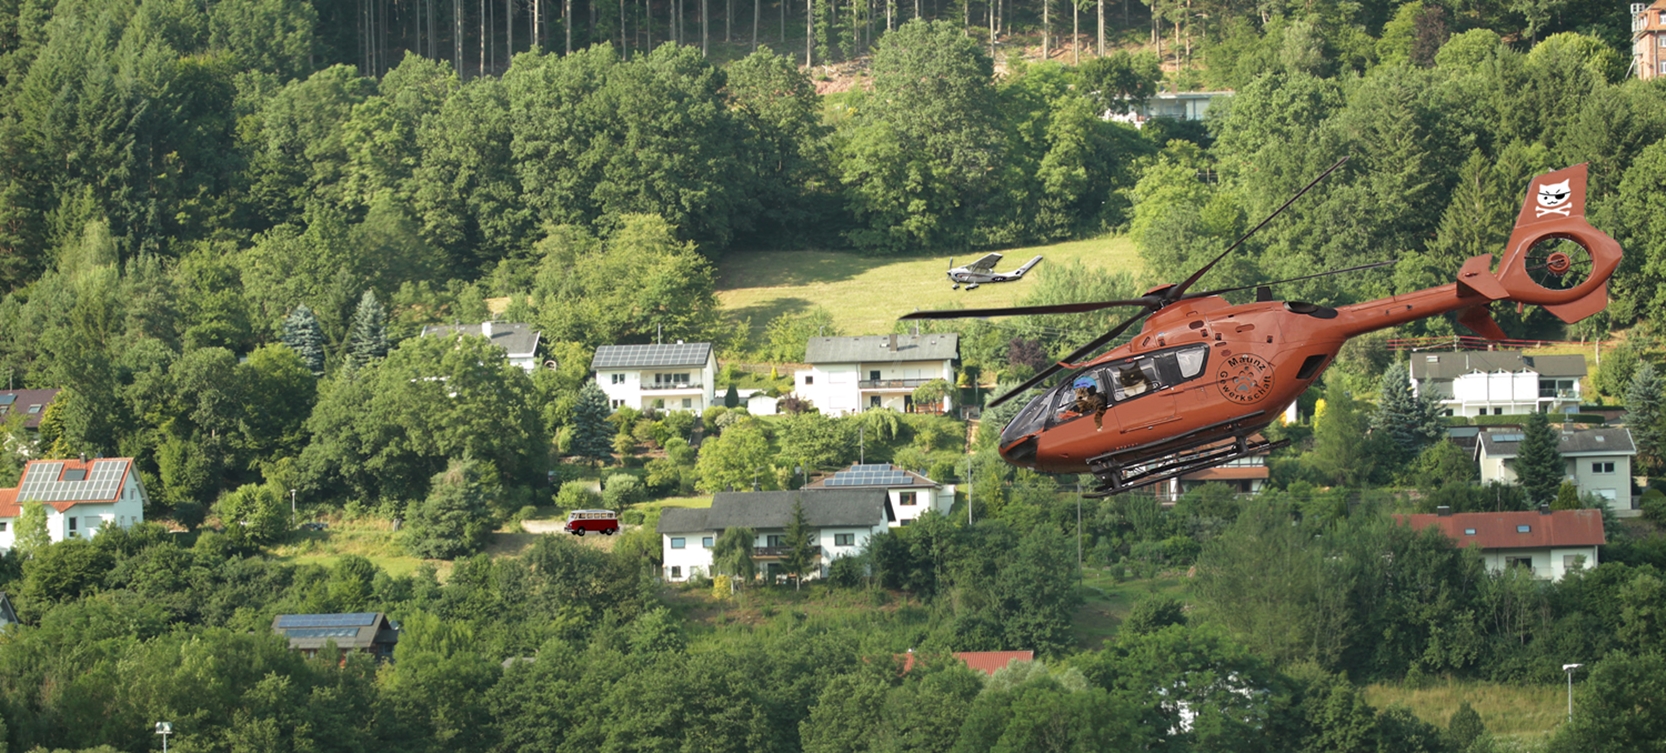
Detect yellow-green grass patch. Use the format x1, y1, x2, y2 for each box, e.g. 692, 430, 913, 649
716, 234, 1141, 340
1363, 679, 1566, 740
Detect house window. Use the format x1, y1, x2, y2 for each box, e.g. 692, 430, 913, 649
670, 537, 686, 549
899, 492, 916, 506
803, 375, 814, 385
1592, 462, 1615, 474
1493, 408, 1504, 415
63, 468, 87, 481
1463, 528, 1476, 535
67, 517, 77, 531
702, 536, 714, 548
869, 370, 881, 381
670, 566, 682, 578
683, 398, 693, 409
0, 521, 6, 532
899, 519, 913, 526
835, 533, 855, 547
1516, 524, 1531, 533
767, 534, 785, 547
1506, 556, 1534, 570
869, 396, 881, 408
611, 373, 626, 384
1660, 59, 1666, 74
1443, 409, 1453, 417
1563, 554, 1587, 571
25, 404, 40, 414
610, 399, 625, 409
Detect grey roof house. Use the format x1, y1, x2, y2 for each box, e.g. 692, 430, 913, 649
796, 334, 959, 416
421, 321, 543, 372
657, 490, 893, 582
1476, 427, 1637, 514
1409, 351, 1587, 418
272, 612, 400, 661
591, 342, 717, 413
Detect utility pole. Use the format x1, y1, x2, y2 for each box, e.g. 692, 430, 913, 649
1072, 0, 1078, 64
1096, 0, 1103, 56
1075, 480, 1082, 570
1041, 0, 1047, 60
1563, 664, 1583, 721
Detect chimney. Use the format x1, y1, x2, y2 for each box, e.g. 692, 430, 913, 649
888, 333, 898, 352
78, 452, 87, 463
481, 320, 493, 339
1436, 505, 1452, 516
1539, 503, 1551, 515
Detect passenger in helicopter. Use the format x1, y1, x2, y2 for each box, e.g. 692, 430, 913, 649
1117, 365, 1150, 398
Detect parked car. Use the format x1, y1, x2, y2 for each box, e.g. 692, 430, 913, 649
564, 509, 619, 536
299, 522, 328, 531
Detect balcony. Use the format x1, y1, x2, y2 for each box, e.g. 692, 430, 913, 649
753, 545, 821, 558
859, 378, 933, 390
1538, 388, 1578, 399
642, 382, 703, 391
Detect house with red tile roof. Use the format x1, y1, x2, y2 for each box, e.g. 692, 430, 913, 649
1396, 508, 1604, 581
895, 650, 1035, 676
0, 457, 146, 552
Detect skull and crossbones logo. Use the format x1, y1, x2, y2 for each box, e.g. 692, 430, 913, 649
1535, 179, 1572, 218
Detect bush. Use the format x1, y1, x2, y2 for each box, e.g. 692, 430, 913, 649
621, 509, 646, 525
557, 480, 601, 510
828, 555, 866, 587
403, 459, 496, 559
172, 501, 208, 531
604, 474, 645, 509
1123, 595, 1186, 635
1641, 489, 1666, 525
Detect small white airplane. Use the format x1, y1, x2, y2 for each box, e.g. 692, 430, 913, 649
948, 253, 1044, 289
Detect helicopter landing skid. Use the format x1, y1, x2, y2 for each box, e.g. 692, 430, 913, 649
1083, 435, 1290, 497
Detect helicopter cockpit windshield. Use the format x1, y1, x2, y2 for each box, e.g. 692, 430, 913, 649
999, 344, 1212, 448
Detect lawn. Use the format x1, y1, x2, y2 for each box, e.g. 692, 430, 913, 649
269, 516, 569, 580
715, 234, 1142, 341
1364, 679, 1566, 743
1072, 566, 1195, 650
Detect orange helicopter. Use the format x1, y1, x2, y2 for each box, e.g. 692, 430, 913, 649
902, 160, 1622, 496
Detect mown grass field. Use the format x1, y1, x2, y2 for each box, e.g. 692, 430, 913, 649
715, 234, 1142, 340
1073, 566, 1195, 650
1364, 680, 1565, 745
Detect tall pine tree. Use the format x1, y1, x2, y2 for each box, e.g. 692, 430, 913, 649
346, 290, 388, 369
1627, 361, 1663, 475
1371, 361, 1446, 465
1514, 411, 1565, 506
281, 304, 327, 375
783, 497, 814, 591
570, 380, 616, 464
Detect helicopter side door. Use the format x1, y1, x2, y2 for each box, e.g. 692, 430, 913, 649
1101, 344, 1212, 433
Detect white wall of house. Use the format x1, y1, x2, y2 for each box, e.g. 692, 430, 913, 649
1473, 545, 1597, 581
796, 359, 954, 417
815, 526, 883, 575
1418, 371, 1582, 417
888, 486, 956, 526
662, 532, 717, 581
598, 355, 717, 413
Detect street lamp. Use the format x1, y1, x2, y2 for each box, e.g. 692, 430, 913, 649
1562, 663, 1583, 721
289, 488, 297, 528
155, 721, 173, 752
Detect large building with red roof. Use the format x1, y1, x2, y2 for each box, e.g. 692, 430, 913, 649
0, 457, 146, 552
1397, 508, 1604, 581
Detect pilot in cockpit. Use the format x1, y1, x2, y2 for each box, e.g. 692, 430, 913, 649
1068, 376, 1108, 431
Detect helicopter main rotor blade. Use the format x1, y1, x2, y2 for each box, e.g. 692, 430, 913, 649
1167, 156, 1350, 302
988, 308, 1152, 407
1184, 260, 1394, 299
900, 297, 1160, 320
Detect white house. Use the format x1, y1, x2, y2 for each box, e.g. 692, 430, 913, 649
420, 321, 543, 371
591, 342, 717, 412
1408, 351, 1585, 418
0, 457, 147, 552
656, 490, 893, 582
1475, 427, 1636, 514
804, 463, 955, 526
1159, 453, 1269, 500
1399, 509, 1604, 581
796, 334, 958, 416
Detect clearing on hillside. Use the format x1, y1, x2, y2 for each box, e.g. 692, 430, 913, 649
716, 234, 1141, 340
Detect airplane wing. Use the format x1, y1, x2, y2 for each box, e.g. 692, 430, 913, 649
966, 252, 1003, 272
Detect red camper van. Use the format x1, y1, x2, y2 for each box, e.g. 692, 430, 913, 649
564, 509, 619, 536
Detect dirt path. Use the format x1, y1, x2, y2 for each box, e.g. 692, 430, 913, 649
519, 520, 640, 552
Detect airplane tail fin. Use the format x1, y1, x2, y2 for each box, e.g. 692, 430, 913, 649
1453, 163, 1622, 336
1013, 256, 1044, 277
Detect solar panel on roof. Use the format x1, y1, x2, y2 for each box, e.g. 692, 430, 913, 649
592, 342, 712, 369
275, 613, 379, 628
0, 395, 13, 406
283, 627, 363, 639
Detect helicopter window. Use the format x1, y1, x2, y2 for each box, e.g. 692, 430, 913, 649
1175, 345, 1207, 379
1053, 374, 1108, 422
